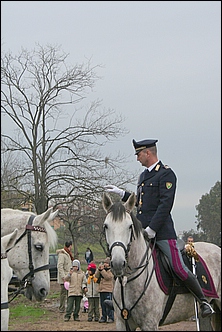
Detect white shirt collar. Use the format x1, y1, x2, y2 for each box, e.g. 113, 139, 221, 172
147, 160, 159, 172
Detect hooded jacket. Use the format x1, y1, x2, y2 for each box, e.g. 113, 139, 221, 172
56, 248, 72, 284
64, 259, 87, 297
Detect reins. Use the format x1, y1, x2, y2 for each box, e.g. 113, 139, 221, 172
113, 237, 156, 331
104, 205, 157, 331
7, 215, 49, 302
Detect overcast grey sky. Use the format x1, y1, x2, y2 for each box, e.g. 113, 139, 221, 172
1, 1, 221, 234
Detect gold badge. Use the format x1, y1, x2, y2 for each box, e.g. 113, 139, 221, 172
166, 182, 172, 189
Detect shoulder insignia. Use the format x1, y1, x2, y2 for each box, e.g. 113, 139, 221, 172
164, 165, 170, 169
166, 182, 172, 189
155, 164, 160, 171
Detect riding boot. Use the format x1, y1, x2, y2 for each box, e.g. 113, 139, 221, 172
184, 270, 215, 318
104, 299, 114, 310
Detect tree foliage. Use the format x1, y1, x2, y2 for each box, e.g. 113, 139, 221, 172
195, 181, 221, 246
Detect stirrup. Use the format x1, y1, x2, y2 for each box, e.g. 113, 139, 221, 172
200, 301, 215, 318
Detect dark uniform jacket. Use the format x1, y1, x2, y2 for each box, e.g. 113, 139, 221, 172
122, 161, 177, 241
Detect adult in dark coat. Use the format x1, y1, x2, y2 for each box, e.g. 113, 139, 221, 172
85, 247, 94, 264
105, 138, 214, 319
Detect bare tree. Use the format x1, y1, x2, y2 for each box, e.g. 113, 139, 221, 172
1, 44, 135, 216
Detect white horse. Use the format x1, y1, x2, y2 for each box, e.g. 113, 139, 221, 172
102, 192, 221, 331
1, 207, 58, 302
1, 229, 18, 331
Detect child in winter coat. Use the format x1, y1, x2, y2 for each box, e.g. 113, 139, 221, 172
95, 257, 115, 323
64, 259, 87, 322
85, 263, 100, 322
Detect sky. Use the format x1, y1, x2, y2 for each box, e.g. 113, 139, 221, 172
1, 1, 221, 235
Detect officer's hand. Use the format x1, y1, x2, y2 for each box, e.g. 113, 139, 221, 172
104, 185, 125, 198
145, 226, 156, 239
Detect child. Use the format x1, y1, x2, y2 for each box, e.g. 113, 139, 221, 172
64, 259, 87, 322
86, 263, 100, 322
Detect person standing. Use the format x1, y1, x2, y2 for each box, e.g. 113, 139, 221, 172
64, 259, 88, 322
56, 240, 74, 313
95, 257, 115, 323
105, 138, 214, 319
85, 262, 100, 322
85, 247, 94, 264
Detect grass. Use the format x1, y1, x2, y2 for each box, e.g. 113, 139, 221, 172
9, 294, 52, 324
9, 286, 58, 328
9, 244, 107, 328
10, 303, 46, 320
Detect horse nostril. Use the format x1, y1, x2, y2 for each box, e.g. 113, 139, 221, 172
39, 288, 48, 297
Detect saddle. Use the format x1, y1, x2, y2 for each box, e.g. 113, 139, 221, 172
151, 240, 219, 325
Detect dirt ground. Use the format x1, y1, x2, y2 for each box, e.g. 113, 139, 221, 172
8, 281, 197, 331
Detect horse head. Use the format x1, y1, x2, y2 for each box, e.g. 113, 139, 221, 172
1, 207, 58, 302
102, 192, 136, 277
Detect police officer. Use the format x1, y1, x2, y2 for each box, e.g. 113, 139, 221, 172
105, 138, 214, 318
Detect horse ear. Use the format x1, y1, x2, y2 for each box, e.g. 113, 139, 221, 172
102, 192, 113, 213
124, 192, 136, 212
33, 207, 58, 226
1, 228, 18, 252
47, 209, 59, 222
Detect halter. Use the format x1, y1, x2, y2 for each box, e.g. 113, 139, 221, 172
104, 208, 134, 260
1, 252, 9, 310
7, 215, 50, 302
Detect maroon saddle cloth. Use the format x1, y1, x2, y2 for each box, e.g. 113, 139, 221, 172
152, 245, 219, 298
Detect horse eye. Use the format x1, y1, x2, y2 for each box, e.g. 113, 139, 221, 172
129, 225, 133, 230
103, 224, 108, 230
35, 244, 43, 252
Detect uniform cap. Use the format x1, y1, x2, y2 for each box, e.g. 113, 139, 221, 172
132, 139, 158, 155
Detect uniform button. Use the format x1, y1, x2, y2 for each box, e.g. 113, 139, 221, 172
141, 192, 144, 195
142, 183, 144, 186
150, 183, 152, 186
139, 211, 142, 214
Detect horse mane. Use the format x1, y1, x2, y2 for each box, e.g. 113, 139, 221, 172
130, 212, 143, 238
110, 202, 143, 239
43, 220, 58, 249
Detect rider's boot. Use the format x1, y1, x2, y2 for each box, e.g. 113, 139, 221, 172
104, 299, 114, 310
184, 270, 215, 318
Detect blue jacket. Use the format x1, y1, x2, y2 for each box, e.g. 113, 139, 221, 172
122, 161, 177, 241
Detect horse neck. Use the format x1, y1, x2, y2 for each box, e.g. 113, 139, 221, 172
128, 232, 151, 267
1, 261, 11, 302
1, 213, 27, 237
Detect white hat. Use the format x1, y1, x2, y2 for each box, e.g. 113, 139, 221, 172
72, 259, 80, 269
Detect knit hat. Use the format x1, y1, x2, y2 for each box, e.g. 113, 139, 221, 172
104, 257, 111, 264
72, 259, 80, 269
87, 263, 96, 273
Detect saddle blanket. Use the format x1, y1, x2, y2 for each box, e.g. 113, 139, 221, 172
152, 246, 219, 298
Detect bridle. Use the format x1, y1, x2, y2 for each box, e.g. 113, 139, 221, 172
1, 252, 9, 310
104, 209, 156, 331
6, 215, 50, 302
104, 208, 134, 261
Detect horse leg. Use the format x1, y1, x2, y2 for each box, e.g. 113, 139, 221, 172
199, 316, 213, 331
210, 302, 221, 331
